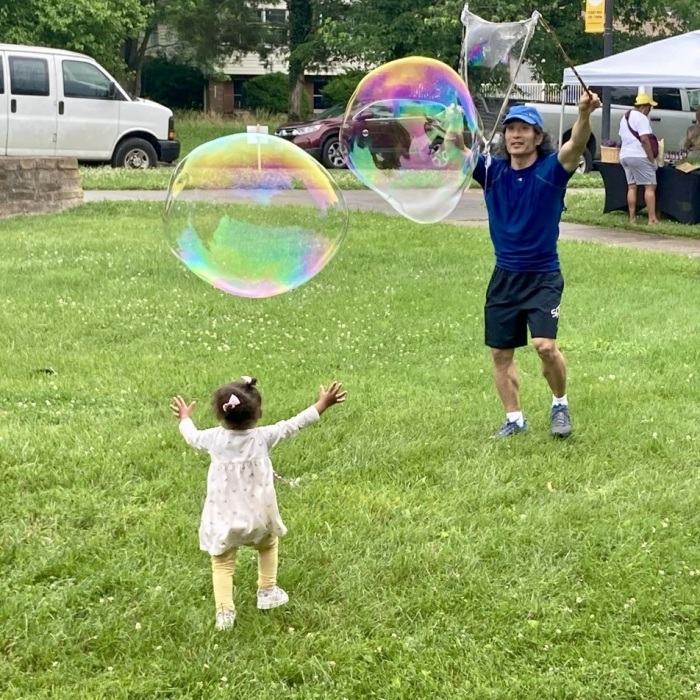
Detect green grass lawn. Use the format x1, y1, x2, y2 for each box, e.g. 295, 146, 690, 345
2, 203, 700, 699
79, 164, 603, 193
564, 190, 700, 240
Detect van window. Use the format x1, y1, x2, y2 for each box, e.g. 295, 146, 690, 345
689, 90, 700, 111
652, 88, 682, 111
62, 60, 112, 99
591, 86, 637, 107
0, 59, 4, 94
9, 56, 50, 96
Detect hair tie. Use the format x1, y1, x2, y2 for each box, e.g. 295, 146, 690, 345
222, 394, 240, 411
241, 375, 253, 386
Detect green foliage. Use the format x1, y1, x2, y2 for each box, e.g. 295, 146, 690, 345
0, 0, 144, 79
241, 72, 289, 114
321, 71, 366, 107
320, 0, 700, 86
141, 56, 205, 110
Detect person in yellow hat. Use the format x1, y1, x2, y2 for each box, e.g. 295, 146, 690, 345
618, 93, 660, 224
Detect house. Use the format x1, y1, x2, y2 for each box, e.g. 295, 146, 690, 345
206, 3, 362, 114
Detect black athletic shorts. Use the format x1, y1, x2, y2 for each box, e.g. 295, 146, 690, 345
485, 267, 564, 349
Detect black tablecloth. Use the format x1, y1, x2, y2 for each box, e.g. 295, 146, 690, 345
593, 161, 700, 225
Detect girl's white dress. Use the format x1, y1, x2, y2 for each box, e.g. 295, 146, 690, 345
179, 406, 319, 555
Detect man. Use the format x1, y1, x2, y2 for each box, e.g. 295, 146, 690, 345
471, 92, 601, 438
619, 94, 659, 225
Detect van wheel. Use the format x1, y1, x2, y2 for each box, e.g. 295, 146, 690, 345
113, 138, 158, 169
322, 136, 346, 169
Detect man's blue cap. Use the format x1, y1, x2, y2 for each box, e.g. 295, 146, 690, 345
502, 105, 544, 129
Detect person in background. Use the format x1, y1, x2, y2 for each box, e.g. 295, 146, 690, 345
683, 105, 700, 161
619, 94, 659, 225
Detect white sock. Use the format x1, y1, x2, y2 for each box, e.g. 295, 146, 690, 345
506, 411, 524, 427
552, 394, 568, 407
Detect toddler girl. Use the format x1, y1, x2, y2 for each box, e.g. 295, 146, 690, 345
170, 376, 345, 631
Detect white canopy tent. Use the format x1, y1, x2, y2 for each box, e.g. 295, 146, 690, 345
562, 29, 700, 88
557, 30, 700, 148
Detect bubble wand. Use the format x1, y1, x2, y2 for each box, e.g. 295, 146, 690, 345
536, 15, 594, 100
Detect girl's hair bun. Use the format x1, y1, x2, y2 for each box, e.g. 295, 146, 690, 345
241, 375, 257, 388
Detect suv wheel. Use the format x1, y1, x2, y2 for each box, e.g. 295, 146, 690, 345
576, 148, 593, 174
321, 136, 346, 169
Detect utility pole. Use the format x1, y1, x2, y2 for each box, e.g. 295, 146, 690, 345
600, 0, 614, 140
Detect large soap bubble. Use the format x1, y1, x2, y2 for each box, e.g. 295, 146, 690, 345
340, 57, 482, 224
163, 133, 348, 298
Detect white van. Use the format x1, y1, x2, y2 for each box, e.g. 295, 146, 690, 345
0, 44, 180, 169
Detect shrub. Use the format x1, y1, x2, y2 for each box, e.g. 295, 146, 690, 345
241, 72, 288, 114
141, 56, 205, 110
321, 71, 366, 108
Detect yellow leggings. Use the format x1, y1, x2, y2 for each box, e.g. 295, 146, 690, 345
211, 536, 279, 613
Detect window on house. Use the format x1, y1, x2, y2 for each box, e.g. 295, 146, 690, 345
233, 78, 245, 109
265, 8, 287, 43
312, 79, 328, 110
266, 9, 287, 24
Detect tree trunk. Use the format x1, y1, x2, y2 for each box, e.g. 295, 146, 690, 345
122, 27, 154, 96
287, 0, 313, 120
289, 70, 306, 119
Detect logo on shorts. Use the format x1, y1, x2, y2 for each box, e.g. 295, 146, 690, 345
550, 305, 561, 318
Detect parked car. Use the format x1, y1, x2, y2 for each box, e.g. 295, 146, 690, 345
276, 101, 475, 170
275, 104, 347, 169
528, 86, 700, 172
0, 43, 180, 169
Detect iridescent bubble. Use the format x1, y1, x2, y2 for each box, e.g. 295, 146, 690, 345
340, 57, 482, 224
163, 133, 348, 298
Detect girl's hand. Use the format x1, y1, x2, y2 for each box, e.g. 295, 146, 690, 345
314, 381, 347, 414
171, 395, 196, 420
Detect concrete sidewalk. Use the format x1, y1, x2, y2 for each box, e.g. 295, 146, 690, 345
84, 188, 700, 257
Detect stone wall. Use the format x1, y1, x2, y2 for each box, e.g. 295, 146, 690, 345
0, 157, 84, 218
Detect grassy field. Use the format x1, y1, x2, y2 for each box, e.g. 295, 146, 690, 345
563, 191, 700, 240
2, 202, 700, 699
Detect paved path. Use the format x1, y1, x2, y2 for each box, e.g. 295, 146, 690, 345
84, 189, 700, 257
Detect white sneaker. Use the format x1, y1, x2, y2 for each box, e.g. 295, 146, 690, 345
257, 586, 289, 610
215, 609, 236, 630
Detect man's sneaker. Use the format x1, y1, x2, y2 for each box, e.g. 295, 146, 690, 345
257, 586, 289, 610
215, 609, 236, 631
493, 419, 527, 438
550, 404, 572, 438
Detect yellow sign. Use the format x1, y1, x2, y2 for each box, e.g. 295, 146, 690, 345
585, 0, 605, 33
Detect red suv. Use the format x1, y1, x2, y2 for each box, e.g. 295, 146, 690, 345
275, 104, 347, 169
276, 100, 473, 170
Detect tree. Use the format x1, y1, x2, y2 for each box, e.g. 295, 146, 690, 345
319, 0, 700, 88
0, 0, 144, 81
122, 0, 269, 96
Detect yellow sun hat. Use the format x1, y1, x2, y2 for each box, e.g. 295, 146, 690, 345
635, 94, 658, 107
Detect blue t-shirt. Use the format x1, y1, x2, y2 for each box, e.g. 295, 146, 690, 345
473, 153, 574, 272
